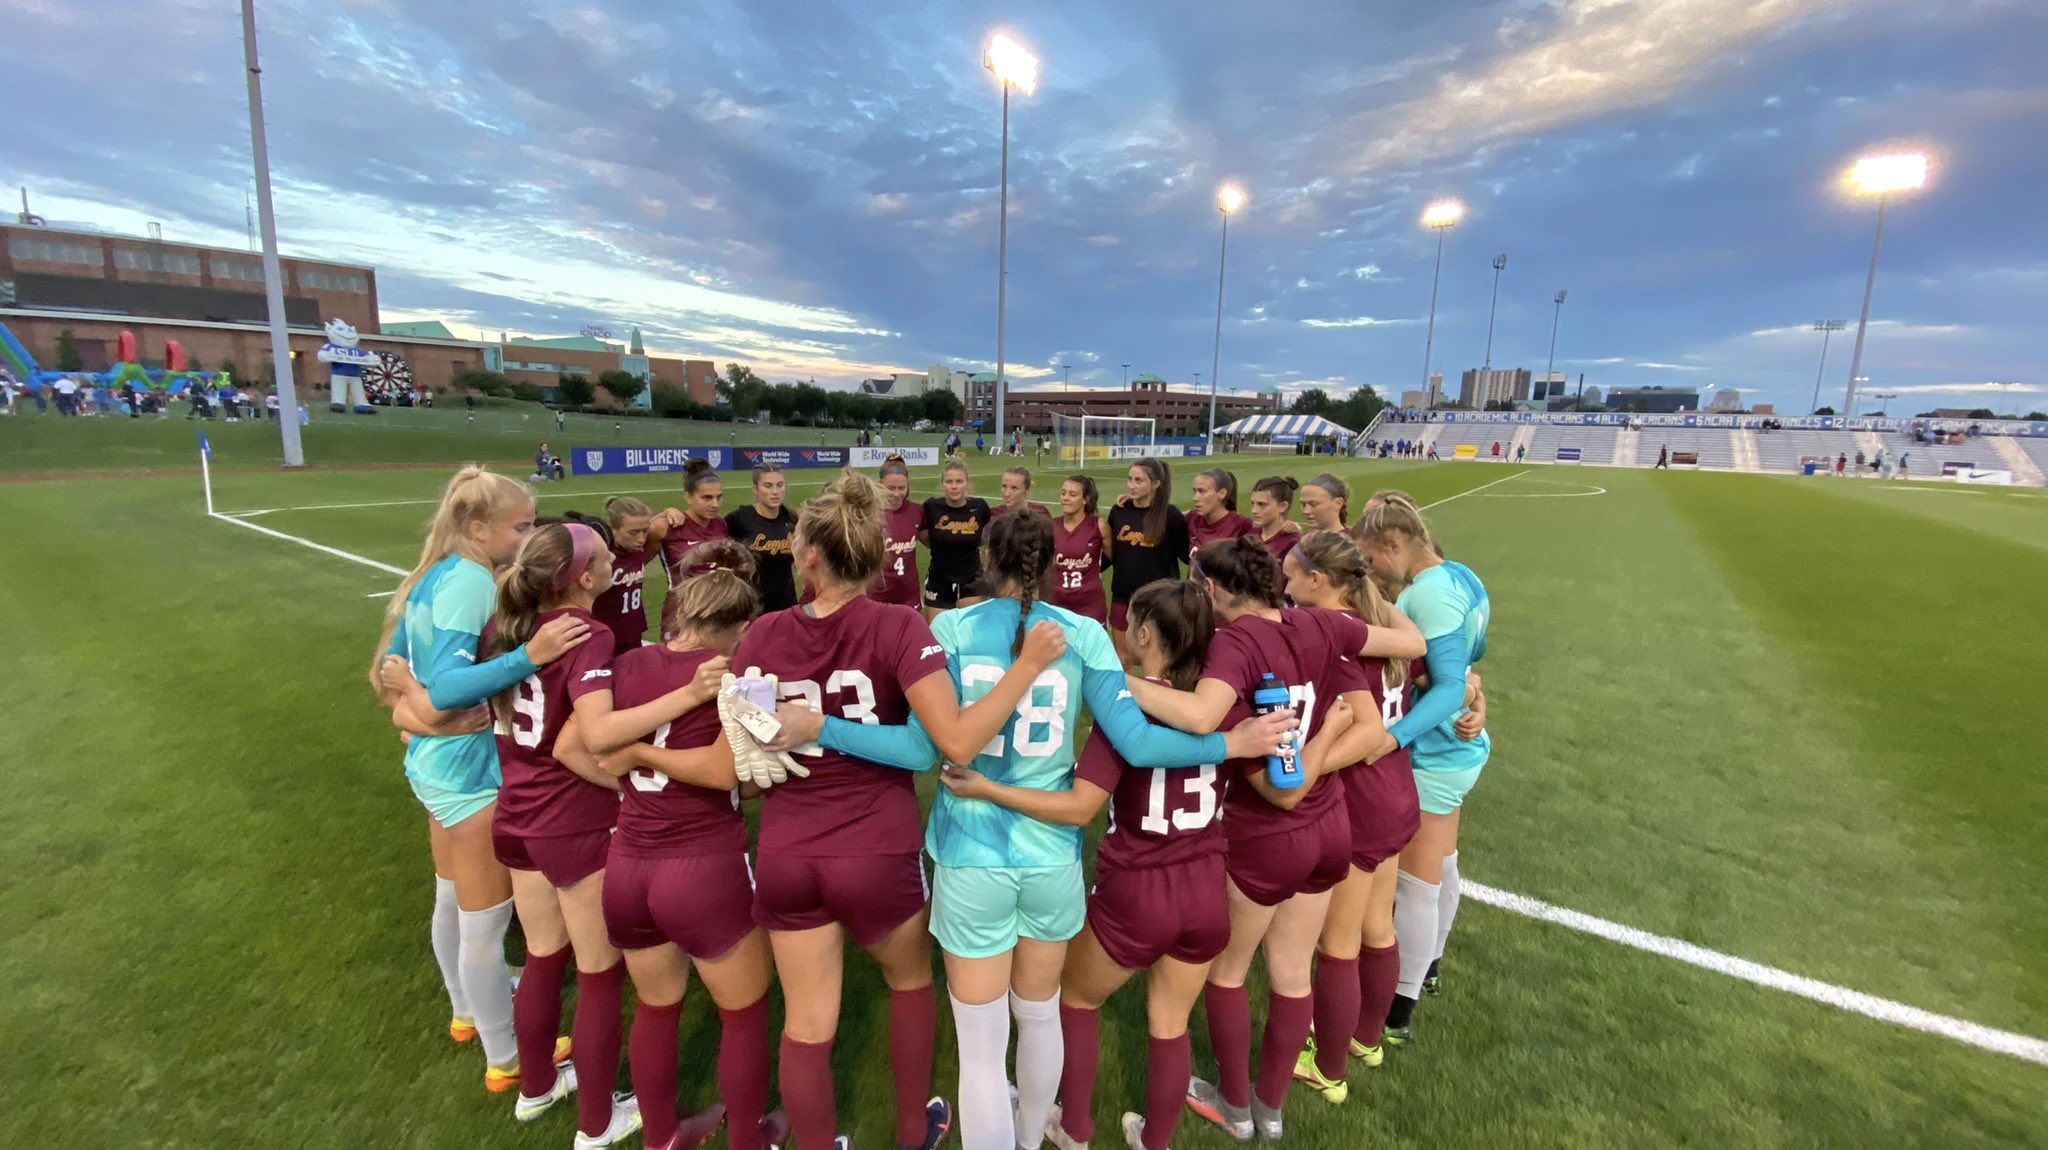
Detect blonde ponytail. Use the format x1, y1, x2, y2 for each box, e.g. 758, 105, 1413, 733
370, 466, 533, 692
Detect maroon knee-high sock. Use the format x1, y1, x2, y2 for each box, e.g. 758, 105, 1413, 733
889, 985, 938, 1147
1355, 942, 1400, 1048
573, 963, 627, 1137
1253, 991, 1313, 1110
719, 1000, 771, 1150
514, 947, 572, 1097
1312, 956, 1360, 1080
1144, 1033, 1191, 1150
780, 1035, 837, 1150
629, 999, 683, 1148
1057, 1004, 1101, 1143
1203, 982, 1252, 1110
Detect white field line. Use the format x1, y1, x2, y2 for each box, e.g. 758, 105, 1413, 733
205, 464, 2048, 1069
1466, 882, 2048, 1067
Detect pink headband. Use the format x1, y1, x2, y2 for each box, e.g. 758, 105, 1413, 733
555, 523, 598, 591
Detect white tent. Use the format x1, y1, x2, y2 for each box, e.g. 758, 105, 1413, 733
1215, 413, 1356, 439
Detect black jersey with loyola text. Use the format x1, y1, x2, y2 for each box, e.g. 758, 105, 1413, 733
726, 504, 798, 612
921, 496, 991, 598
1107, 501, 1190, 604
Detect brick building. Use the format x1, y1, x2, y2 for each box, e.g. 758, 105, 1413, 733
999, 373, 1281, 437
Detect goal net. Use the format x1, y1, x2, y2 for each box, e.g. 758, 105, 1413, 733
1050, 413, 1157, 465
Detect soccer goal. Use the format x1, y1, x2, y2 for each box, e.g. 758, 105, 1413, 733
1050, 413, 1157, 465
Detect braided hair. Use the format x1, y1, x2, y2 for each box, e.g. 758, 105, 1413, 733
984, 507, 1055, 657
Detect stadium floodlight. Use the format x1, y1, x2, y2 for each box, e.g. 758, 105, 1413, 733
984, 30, 1039, 452
241, 0, 304, 467
1418, 199, 1463, 408
1546, 289, 1568, 381
1841, 151, 1930, 419
1483, 252, 1508, 370
1208, 184, 1246, 443
1808, 319, 1847, 414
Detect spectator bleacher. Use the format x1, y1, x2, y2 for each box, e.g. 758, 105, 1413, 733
1431, 424, 1517, 460
1635, 427, 1735, 469
1754, 429, 1860, 473
1526, 423, 1616, 464
2018, 437, 2048, 477
1878, 432, 2001, 477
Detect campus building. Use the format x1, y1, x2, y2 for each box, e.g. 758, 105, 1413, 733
996, 373, 1281, 437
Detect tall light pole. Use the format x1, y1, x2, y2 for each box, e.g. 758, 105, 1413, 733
1121, 363, 1130, 389
1482, 252, 1508, 370
1841, 152, 1928, 418
1061, 362, 1071, 392
1808, 319, 1846, 414
241, 0, 305, 467
1208, 184, 1245, 445
984, 31, 1038, 452
1545, 289, 1567, 382
1418, 200, 1463, 410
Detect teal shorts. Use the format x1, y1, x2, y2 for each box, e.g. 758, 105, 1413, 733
1413, 764, 1484, 816
409, 775, 498, 828
929, 861, 1085, 959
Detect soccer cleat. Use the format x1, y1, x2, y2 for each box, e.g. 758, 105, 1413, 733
895, 1096, 951, 1150
1347, 1038, 1385, 1068
1118, 1113, 1148, 1150
759, 1110, 792, 1150
1382, 1024, 1414, 1048
449, 1016, 477, 1043
1422, 958, 1442, 997
1046, 1104, 1090, 1150
513, 1060, 578, 1121
573, 1093, 643, 1149
1184, 1078, 1251, 1143
1291, 1047, 1348, 1104
488, 1037, 576, 1095
651, 1103, 726, 1150
833, 1139, 853, 1150
1250, 1097, 1283, 1142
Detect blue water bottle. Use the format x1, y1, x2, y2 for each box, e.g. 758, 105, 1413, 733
1253, 673, 1302, 789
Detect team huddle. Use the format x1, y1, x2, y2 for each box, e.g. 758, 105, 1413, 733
369, 452, 1493, 1150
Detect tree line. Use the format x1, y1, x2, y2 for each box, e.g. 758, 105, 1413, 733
451, 362, 966, 428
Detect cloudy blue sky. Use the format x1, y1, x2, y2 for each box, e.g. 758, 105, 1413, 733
4, 0, 2044, 412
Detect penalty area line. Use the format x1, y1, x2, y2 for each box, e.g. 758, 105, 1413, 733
1465, 881, 2048, 1068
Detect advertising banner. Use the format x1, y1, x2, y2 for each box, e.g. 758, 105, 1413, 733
1956, 468, 2013, 485
573, 446, 727, 476
734, 446, 847, 470
1555, 447, 1582, 462
849, 446, 941, 467
1452, 444, 1479, 460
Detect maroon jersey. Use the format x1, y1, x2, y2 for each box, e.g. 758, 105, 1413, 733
1259, 528, 1297, 562
870, 499, 925, 606
1355, 654, 1414, 776
1048, 515, 1107, 619
660, 512, 730, 586
610, 644, 746, 858
1199, 607, 1371, 840
493, 607, 622, 838
1187, 510, 1258, 559
734, 597, 950, 857
591, 542, 655, 654
1078, 689, 1225, 872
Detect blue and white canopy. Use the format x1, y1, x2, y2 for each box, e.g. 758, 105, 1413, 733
1215, 413, 1355, 438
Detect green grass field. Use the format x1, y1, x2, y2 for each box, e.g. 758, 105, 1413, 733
3, 415, 2045, 1149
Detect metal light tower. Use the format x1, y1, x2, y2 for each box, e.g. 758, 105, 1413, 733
1061, 362, 1071, 392
241, 0, 305, 467
1208, 184, 1245, 444
1545, 289, 1567, 381
1418, 200, 1463, 410
1482, 252, 1508, 370
1121, 363, 1130, 388
1808, 319, 1846, 414
984, 31, 1038, 450
1841, 152, 1928, 418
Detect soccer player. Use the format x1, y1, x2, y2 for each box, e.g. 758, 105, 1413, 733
727, 462, 798, 613
582, 499, 668, 654
990, 465, 1047, 520
873, 454, 925, 607
1354, 498, 1491, 1045
372, 467, 589, 1092
1298, 473, 1350, 532
1124, 536, 1424, 1142
594, 540, 782, 1150
737, 470, 1064, 1150
938, 581, 1285, 1150
1106, 458, 1189, 663
658, 459, 729, 636
1280, 531, 1417, 1098
921, 458, 992, 618
1186, 468, 1258, 558
1047, 476, 1107, 623
1249, 476, 1303, 561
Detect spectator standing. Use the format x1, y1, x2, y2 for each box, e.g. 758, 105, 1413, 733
54, 374, 79, 416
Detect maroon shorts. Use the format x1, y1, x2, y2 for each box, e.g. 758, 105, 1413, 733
1225, 802, 1352, 907
1345, 759, 1421, 872
603, 849, 757, 957
494, 826, 611, 888
1110, 602, 1131, 632
753, 852, 927, 947
1087, 854, 1229, 970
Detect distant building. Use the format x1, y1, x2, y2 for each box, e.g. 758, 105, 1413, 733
999, 373, 1279, 437
1530, 371, 1569, 403
1751, 403, 1775, 415
1399, 389, 1427, 409
1427, 372, 1445, 408
1709, 388, 1743, 412
1459, 367, 1531, 409
1582, 385, 1603, 407
1606, 386, 1699, 414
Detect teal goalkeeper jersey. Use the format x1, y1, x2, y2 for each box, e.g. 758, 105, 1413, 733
1390, 560, 1492, 773
925, 599, 1112, 868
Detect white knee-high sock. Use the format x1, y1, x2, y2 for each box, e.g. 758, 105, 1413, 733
1009, 991, 1062, 1149
1434, 851, 1462, 963
432, 878, 468, 1019
950, 993, 1015, 1150
459, 898, 517, 1066
1392, 871, 1441, 1000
